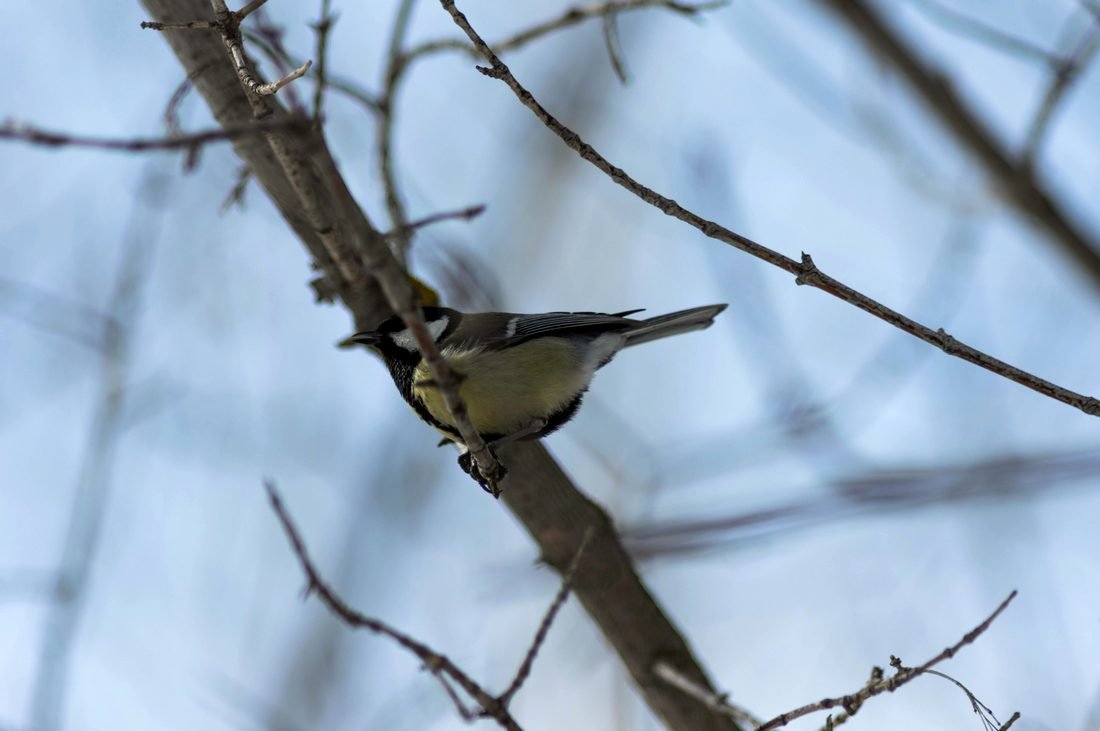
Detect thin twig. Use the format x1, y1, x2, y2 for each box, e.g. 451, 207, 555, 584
29, 169, 168, 731
140, 3, 742, 728
236, 0, 267, 19
263, 481, 524, 731
602, 12, 630, 84
378, 0, 419, 249
382, 204, 486, 241
311, 0, 335, 125
405, 0, 724, 68
1023, 20, 1100, 164
754, 591, 1019, 730
246, 9, 309, 115
143, 0, 311, 97
241, 27, 383, 112
920, 669, 1007, 731
163, 76, 194, 136
0, 117, 307, 153
158, 0, 502, 493
906, 0, 1061, 66
438, 0, 1100, 419
221, 164, 253, 211
0, 277, 115, 351
498, 527, 593, 707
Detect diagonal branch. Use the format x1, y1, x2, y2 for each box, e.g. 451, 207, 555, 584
264, 481, 523, 731
817, 0, 1100, 294
438, 0, 1100, 419
755, 591, 1018, 730
140, 2, 738, 728
498, 527, 591, 707
144, 0, 507, 493
0, 117, 307, 152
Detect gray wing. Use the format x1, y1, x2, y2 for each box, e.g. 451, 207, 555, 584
501, 309, 645, 345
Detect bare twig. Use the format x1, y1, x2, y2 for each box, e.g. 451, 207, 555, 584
382, 203, 486, 241
438, 0, 1100, 419
653, 661, 762, 727
30, 169, 168, 731
0, 117, 307, 153
143, 0, 310, 97
1023, 20, 1100, 164
156, 0, 503, 492
163, 77, 193, 136
142, 2, 744, 726
241, 27, 383, 112
246, 9, 309, 114
221, 164, 253, 211
602, 11, 630, 84
0, 277, 114, 351
628, 446, 1100, 558
498, 527, 592, 707
263, 481, 524, 731
311, 0, 335, 124
755, 591, 1018, 730
405, 0, 724, 67
818, 0, 1100, 294
378, 0, 419, 249
905, 0, 1061, 66
920, 669, 1011, 731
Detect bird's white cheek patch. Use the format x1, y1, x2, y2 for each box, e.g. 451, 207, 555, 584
390, 316, 449, 352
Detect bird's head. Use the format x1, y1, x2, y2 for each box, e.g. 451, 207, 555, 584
346, 306, 460, 363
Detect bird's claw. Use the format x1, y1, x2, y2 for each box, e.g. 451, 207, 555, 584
458, 448, 507, 498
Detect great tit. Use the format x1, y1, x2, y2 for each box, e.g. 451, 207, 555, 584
349, 303, 726, 487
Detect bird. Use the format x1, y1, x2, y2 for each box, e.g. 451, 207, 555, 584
349, 303, 727, 491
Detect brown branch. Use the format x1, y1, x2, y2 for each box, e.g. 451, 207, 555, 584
144, 0, 311, 96
755, 591, 1018, 730
653, 661, 762, 727
149, 0, 505, 493
263, 481, 524, 731
817, 0, 1100, 294
383, 203, 486, 241
245, 9, 309, 115
143, 2, 742, 726
438, 0, 1100, 420
404, 0, 723, 67
0, 117, 307, 153
241, 27, 382, 113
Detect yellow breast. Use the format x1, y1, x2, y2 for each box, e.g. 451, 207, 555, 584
413, 338, 588, 438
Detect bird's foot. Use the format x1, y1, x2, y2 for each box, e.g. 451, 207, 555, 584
458, 447, 507, 498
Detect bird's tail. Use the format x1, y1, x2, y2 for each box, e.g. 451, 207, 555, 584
623, 304, 727, 347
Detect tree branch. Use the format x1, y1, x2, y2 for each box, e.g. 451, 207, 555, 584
140, 2, 738, 727
755, 591, 1018, 730
263, 481, 524, 731
438, 0, 1100, 419
818, 0, 1100, 294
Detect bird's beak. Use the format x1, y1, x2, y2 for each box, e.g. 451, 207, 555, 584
339, 331, 381, 349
